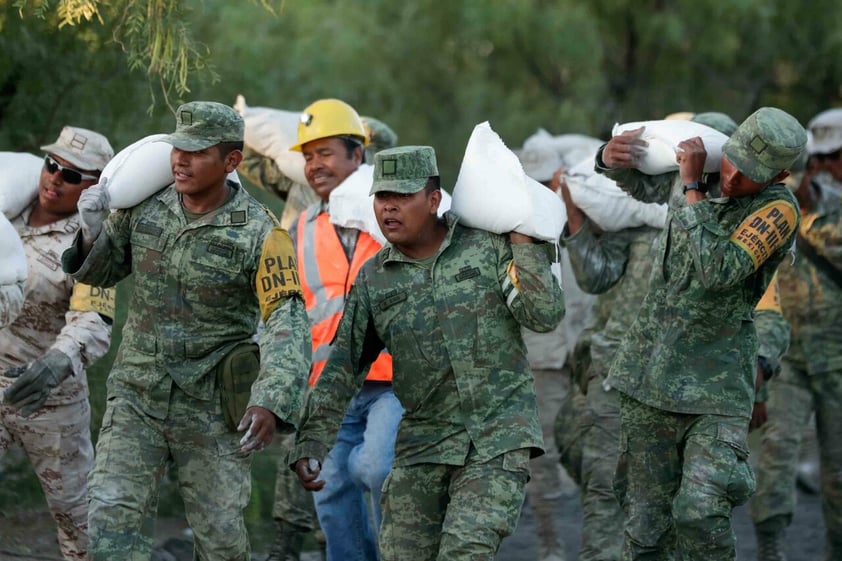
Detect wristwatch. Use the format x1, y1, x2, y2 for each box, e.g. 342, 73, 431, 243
682, 181, 709, 194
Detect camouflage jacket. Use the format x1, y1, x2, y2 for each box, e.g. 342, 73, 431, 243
599, 160, 798, 418
62, 182, 311, 425
294, 212, 565, 466
0, 203, 113, 405
778, 180, 842, 375
564, 221, 660, 383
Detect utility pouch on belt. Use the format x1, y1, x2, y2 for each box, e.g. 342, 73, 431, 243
217, 342, 260, 431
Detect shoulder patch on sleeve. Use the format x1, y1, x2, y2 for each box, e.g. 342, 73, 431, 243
69, 283, 116, 320
729, 201, 798, 270
754, 272, 781, 313
257, 227, 301, 322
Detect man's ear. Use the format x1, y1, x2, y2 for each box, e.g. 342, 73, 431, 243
225, 149, 244, 173
428, 188, 442, 216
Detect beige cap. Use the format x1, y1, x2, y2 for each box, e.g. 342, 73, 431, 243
40, 126, 113, 171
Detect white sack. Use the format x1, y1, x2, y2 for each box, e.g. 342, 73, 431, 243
234, 95, 307, 186
451, 122, 566, 242
523, 129, 605, 168
0, 212, 27, 285
0, 152, 42, 220
328, 164, 452, 245
103, 134, 173, 208
564, 155, 668, 231
612, 120, 728, 175
104, 134, 241, 209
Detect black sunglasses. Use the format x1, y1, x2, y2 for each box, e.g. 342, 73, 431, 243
44, 155, 100, 185
815, 149, 842, 162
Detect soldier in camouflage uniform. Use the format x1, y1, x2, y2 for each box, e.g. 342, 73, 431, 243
602, 107, 805, 561
749, 108, 842, 561
1, 126, 115, 561
61, 101, 311, 561
291, 145, 565, 561
560, 112, 789, 561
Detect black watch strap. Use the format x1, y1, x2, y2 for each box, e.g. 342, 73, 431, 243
682, 181, 708, 194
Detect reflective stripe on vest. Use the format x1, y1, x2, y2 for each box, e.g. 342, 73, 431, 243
296, 211, 392, 386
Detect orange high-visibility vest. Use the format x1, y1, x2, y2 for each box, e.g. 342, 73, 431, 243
295, 211, 393, 387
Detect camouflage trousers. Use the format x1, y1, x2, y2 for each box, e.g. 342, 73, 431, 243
615, 394, 755, 561
748, 362, 842, 556
0, 395, 93, 561
528, 368, 568, 554
272, 432, 318, 530
556, 381, 587, 487
379, 447, 530, 561
87, 379, 253, 561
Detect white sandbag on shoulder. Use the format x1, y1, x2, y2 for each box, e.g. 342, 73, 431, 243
0, 152, 42, 220
103, 134, 242, 209
523, 129, 605, 168
452, 122, 565, 242
234, 95, 307, 186
103, 134, 173, 208
328, 164, 452, 245
0, 212, 27, 285
612, 120, 728, 175
564, 155, 667, 231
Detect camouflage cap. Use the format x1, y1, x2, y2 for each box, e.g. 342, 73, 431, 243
722, 107, 806, 184
370, 146, 439, 195
519, 142, 563, 183
692, 112, 738, 137
806, 108, 842, 155
162, 101, 244, 151
40, 126, 113, 171
361, 116, 398, 161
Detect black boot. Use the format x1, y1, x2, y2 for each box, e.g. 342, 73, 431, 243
266, 521, 307, 561
755, 525, 786, 561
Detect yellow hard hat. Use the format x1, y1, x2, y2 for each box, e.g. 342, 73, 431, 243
289, 98, 369, 152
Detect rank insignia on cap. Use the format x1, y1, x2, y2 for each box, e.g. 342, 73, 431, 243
750, 135, 768, 154
180, 110, 193, 126
382, 158, 397, 176
69, 132, 87, 151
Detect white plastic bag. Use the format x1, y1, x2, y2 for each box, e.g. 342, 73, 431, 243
612, 120, 728, 175
0, 212, 27, 285
102, 134, 173, 208
0, 152, 42, 220
234, 95, 307, 186
523, 129, 605, 168
103, 134, 241, 209
328, 164, 452, 245
564, 155, 668, 231
451, 122, 566, 242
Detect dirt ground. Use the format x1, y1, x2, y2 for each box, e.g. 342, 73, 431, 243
0, 485, 825, 561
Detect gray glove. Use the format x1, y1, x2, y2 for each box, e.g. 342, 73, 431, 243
3, 350, 74, 417
77, 179, 111, 245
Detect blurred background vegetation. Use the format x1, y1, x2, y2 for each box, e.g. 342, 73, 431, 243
1, 0, 842, 550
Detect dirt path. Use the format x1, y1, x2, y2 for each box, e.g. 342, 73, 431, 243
0, 487, 824, 561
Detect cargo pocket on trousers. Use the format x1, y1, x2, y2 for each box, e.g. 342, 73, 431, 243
613, 431, 629, 509
95, 402, 116, 468
716, 423, 756, 507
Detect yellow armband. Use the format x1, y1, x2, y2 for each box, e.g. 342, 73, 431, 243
257, 227, 302, 322
730, 201, 797, 270
69, 283, 116, 320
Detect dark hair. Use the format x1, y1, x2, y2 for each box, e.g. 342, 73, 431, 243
424, 176, 441, 193
340, 136, 365, 161
217, 141, 244, 158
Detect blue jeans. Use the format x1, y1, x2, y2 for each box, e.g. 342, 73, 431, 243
315, 382, 403, 561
